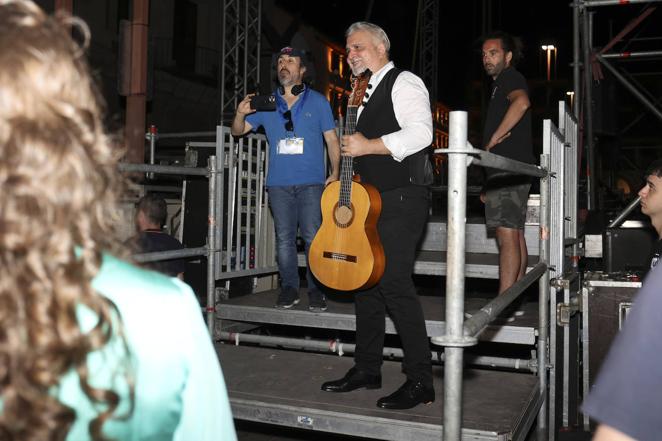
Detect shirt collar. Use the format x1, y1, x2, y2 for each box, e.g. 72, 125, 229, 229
368, 61, 394, 89
363, 61, 394, 105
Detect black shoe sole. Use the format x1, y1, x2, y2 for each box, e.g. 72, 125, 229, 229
376, 399, 434, 410
275, 299, 300, 309
322, 381, 382, 392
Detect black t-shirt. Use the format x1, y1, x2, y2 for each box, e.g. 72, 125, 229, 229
136, 230, 186, 277
482, 67, 534, 165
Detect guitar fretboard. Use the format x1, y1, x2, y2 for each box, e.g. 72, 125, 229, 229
339, 105, 358, 208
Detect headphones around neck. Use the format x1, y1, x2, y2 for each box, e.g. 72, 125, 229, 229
278, 83, 305, 96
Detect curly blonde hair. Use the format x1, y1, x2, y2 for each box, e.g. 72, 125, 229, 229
0, 1, 131, 440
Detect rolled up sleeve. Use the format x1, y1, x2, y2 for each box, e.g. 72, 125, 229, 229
381, 72, 433, 162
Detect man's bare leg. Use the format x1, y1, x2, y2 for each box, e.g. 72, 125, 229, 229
517, 228, 528, 279
496, 226, 521, 294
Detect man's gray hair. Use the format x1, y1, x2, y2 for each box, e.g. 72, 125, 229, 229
345, 21, 390, 55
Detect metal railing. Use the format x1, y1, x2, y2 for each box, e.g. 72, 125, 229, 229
118, 159, 218, 334
127, 126, 278, 336
213, 126, 277, 281
431, 111, 553, 441
143, 127, 216, 174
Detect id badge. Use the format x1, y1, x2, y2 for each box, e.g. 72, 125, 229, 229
277, 137, 304, 155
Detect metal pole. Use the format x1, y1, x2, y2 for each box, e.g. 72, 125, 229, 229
118, 163, 208, 176
156, 131, 217, 139
468, 149, 546, 177
582, 0, 662, 6
602, 50, 662, 59
463, 262, 547, 338
443, 111, 469, 441
207, 156, 218, 336
147, 125, 157, 179
607, 195, 642, 228
216, 126, 227, 275
538, 154, 551, 441
583, 10, 596, 210
217, 332, 534, 371
573, 3, 581, 117
133, 246, 207, 263
148, 125, 157, 166
595, 54, 662, 123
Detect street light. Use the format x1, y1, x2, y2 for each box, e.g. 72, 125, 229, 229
566, 91, 575, 109
541, 44, 557, 81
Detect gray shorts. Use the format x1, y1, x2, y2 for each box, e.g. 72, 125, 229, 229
485, 181, 531, 230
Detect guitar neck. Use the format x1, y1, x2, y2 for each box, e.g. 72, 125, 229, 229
339, 106, 358, 208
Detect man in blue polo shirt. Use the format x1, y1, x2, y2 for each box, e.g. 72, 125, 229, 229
231, 46, 340, 312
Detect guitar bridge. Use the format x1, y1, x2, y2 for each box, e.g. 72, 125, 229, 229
322, 251, 357, 263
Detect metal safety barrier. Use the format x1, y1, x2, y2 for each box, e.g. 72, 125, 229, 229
118, 160, 218, 335
431, 110, 556, 441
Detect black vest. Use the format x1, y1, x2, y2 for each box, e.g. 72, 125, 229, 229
355, 68, 432, 192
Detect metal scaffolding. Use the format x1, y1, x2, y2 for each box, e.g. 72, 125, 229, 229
573, 0, 662, 209
414, 0, 439, 103
219, 0, 262, 124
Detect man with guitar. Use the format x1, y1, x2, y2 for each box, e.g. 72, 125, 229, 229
231, 46, 341, 312
320, 22, 435, 410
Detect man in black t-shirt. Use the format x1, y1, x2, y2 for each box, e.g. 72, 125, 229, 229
133, 194, 186, 279
481, 31, 534, 294
638, 159, 662, 272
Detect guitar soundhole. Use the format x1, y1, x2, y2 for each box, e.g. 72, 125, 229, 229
333, 203, 354, 228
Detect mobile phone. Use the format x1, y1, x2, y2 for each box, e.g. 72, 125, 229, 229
250, 94, 276, 111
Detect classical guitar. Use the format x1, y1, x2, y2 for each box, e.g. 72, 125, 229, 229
309, 71, 385, 291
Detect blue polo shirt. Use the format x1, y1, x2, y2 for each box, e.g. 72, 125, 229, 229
246, 88, 336, 187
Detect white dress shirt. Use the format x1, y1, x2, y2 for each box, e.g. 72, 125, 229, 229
357, 61, 433, 162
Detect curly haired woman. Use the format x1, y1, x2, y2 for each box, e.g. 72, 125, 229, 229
0, 2, 236, 440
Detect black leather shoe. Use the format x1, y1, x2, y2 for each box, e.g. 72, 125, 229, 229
321, 367, 382, 392
376, 380, 435, 409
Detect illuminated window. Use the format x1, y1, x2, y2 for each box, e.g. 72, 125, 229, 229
327, 48, 344, 78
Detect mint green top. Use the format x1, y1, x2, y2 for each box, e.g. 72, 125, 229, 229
54, 254, 237, 440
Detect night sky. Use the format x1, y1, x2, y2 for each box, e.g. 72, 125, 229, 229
275, 0, 660, 111
276, 0, 572, 107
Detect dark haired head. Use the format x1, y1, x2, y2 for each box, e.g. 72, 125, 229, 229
481, 31, 524, 67
137, 194, 168, 228
645, 159, 662, 178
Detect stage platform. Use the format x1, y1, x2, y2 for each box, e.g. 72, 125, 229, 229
218, 344, 541, 441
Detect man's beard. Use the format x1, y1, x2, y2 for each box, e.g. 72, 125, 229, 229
349, 61, 366, 76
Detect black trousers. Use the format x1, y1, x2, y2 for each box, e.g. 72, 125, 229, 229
354, 185, 433, 387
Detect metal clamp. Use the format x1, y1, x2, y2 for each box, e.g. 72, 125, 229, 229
557, 296, 580, 326
430, 335, 478, 347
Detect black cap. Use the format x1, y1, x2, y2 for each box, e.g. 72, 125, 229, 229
277, 46, 307, 59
